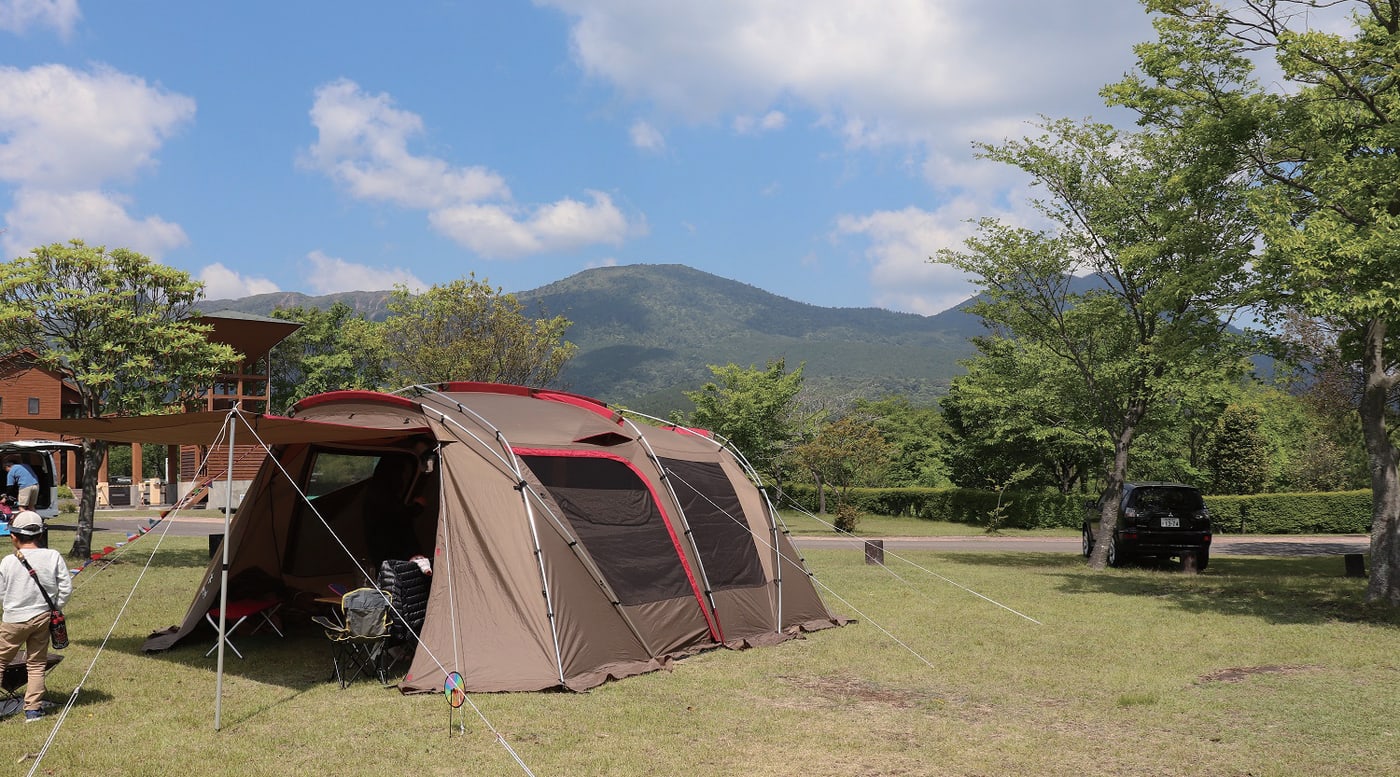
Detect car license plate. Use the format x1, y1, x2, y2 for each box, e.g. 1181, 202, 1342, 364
1160, 516, 1180, 528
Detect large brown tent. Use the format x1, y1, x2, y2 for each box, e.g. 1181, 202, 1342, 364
139, 382, 840, 692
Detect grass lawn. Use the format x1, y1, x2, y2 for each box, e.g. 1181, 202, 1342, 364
10, 524, 1398, 776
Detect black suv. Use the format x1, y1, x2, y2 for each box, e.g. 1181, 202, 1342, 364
1083, 482, 1212, 569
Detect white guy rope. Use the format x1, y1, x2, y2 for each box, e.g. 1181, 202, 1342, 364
775, 494, 1043, 626
23, 437, 208, 777
656, 467, 940, 668
235, 412, 538, 776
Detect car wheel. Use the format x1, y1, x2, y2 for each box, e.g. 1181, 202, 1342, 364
1196, 548, 1209, 571
1081, 525, 1093, 558
1107, 535, 1127, 568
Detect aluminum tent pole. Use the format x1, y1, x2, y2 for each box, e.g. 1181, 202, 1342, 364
213, 408, 237, 731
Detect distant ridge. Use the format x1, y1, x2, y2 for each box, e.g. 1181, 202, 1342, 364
198, 289, 395, 320
198, 263, 982, 413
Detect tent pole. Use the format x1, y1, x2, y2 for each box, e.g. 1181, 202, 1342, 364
521, 487, 662, 658
515, 468, 568, 686
213, 409, 237, 731
623, 421, 723, 642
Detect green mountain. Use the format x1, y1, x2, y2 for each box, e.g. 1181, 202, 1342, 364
201, 264, 981, 414
518, 264, 977, 413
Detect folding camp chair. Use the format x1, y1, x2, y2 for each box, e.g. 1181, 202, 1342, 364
0, 652, 62, 718
204, 597, 284, 659
311, 587, 393, 688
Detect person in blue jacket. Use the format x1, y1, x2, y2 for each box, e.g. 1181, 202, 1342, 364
2, 457, 38, 511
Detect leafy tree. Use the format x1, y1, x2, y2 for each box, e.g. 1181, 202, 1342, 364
936, 115, 1255, 570
268, 302, 389, 412
0, 240, 237, 558
940, 336, 1102, 495
380, 275, 576, 387
1117, 0, 1400, 603
1273, 313, 1369, 490
685, 359, 804, 483
791, 415, 894, 531
1206, 404, 1273, 495
852, 396, 952, 487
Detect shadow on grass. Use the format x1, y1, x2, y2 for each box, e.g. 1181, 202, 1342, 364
928, 551, 1400, 628
119, 618, 411, 698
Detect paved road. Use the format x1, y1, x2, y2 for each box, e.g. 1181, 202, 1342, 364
73, 513, 1371, 557
793, 534, 1371, 557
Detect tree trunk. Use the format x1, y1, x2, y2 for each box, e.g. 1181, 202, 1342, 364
69, 440, 108, 561
1359, 318, 1400, 605
815, 472, 826, 515
1089, 411, 1143, 571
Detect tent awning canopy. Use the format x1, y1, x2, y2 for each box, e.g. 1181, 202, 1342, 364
4, 410, 430, 446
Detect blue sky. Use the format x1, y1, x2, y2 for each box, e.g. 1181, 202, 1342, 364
0, 0, 1155, 314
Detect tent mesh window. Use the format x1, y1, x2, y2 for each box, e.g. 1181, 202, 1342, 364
659, 458, 766, 591
521, 454, 693, 605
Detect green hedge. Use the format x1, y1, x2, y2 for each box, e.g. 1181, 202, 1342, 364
776, 485, 1374, 534
777, 484, 1084, 529
1203, 490, 1372, 534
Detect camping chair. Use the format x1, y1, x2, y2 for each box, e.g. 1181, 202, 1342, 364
204, 597, 284, 659
376, 559, 431, 674
311, 587, 394, 688
0, 652, 63, 718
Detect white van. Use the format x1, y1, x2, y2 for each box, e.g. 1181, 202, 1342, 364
0, 440, 81, 520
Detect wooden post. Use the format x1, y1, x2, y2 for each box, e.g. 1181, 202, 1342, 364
1344, 554, 1366, 578
864, 539, 884, 565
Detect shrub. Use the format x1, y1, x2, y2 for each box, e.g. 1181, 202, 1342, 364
780, 484, 1085, 529
1204, 490, 1371, 534
833, 502, 860, 533
57, 485, 74, 499
59, 500, 77, 515
777, 484, 1372, 534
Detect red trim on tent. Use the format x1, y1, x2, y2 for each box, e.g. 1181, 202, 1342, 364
291, 390, 420, 412
513, 446, 723, 643
436, 381, 533, 397
435, 382, 618, 421
533, 391, 619, 422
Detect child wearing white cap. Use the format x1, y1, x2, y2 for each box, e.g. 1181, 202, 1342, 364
0, 511, 70, 722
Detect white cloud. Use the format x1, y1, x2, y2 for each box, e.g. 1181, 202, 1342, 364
836, 199, 1012, 315
429, 190, 628, 258
586, 257, 619, 269
629, 120, 665, 152
304, 79, 507, 209
304, 79, 634, 258
0, 64, 194, 258
0, 0, 80, 37
733, 110, 786, 135
303, 249, 425, 294
542, 0, 1148, 146
2, 189, 187, 260
0, 64, 195, 189
198, 263, 280, 300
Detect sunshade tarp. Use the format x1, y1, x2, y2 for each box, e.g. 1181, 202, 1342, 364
5, 411, 426, 446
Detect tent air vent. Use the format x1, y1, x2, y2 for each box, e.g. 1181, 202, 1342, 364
573, 432, 631, 447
